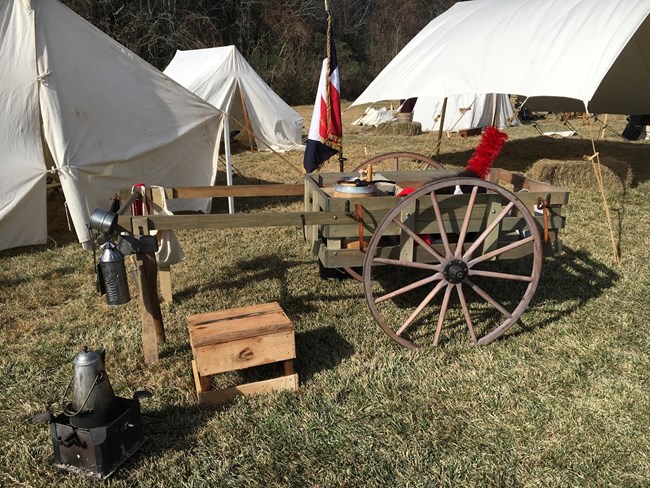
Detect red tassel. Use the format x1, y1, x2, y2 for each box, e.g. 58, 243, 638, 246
464, 126, 508, 179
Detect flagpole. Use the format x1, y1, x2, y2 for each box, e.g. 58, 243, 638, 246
324, 1, 345, 172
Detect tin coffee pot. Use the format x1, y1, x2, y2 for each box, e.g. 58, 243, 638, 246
61, 347, 121, 428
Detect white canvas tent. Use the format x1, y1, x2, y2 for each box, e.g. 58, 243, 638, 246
412, 94, 520, 132
164, 46, 304, 213
164, 46, 304, 152
0, 0, 223, 252
353, 0, 650, 115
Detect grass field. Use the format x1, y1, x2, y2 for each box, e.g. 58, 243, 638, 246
1, 105, 650, 487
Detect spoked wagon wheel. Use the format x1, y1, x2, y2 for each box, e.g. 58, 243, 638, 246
362, 177, 543, 349
351, 151, 443, 172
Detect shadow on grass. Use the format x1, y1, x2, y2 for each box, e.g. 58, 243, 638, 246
514, 245, 620, 337
438, 136, 650, 184
173, 254, 362, 317
366, 245, 618, 345
0, 265, 79, 288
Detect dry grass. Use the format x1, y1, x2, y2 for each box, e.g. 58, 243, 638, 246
1, 105, 650, 487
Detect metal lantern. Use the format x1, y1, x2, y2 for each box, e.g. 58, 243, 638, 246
97, 241, 130, 305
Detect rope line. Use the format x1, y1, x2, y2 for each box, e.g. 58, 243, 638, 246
585, 119, 620, 265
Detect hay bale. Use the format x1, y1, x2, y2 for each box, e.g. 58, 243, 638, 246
528, 157, 633, 192
376, 121, 422, 136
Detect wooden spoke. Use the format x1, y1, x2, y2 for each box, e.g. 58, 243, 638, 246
392, 218, 445, 262
454, 186, 479, 257
462, 201, 515, 260
372, 257, 441, 272
375, 272, 442, 304
468, 236, 535, 267
464, 278, 513, 319
430, 191, 453, 258
456, 284, 477, 344
433, 283, 454, 346
396, 280, 447, 336
469, 270, 534, 282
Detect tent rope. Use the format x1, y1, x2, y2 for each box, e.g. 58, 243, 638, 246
222, 110, 305, 177
36, 71, 51, 82
585, 119, 620, 265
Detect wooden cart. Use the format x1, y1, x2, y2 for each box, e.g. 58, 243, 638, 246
304, 167, 568, 348
118, 160, 568, 362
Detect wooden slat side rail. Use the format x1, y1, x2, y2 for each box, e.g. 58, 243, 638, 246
165, 184, 304, 199
490, 167, 568, 195
117, 211, 355, 233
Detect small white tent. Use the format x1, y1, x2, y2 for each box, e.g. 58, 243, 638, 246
0, 0, 223, 252
164, 46, 304, 153
412, 94, 520, 132
353, 0, 650, 115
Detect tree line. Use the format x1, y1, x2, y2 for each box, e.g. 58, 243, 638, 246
62, 0, 457, 104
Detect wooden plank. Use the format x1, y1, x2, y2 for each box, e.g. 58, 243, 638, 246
166, 184, 304, 199
194, 330, 296, 376
399, 200, 417, 262
198, 374, 299, 406
188, 302, 283, 326
192, 359, 212, 395
491, 167, 568, 194
131, 217, 165, 366
481, 198, 501, 255
117, 211, 356, 233
134, 252, 165, 365
188, 303, 293, 347
158, 266, 172, 304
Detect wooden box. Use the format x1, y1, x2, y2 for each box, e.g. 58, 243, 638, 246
188, 302, 298, 406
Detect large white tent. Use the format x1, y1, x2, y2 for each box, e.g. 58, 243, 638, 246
353, 0, 650, 115
164, 46, 304, 153
413, 94, 519, 132
0, 0, 223, 252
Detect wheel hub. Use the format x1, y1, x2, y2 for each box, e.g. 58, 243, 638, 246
443, 259, 469, 284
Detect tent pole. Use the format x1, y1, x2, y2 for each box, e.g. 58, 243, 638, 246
223, 116, 235, 213
598, 114, 608, 139
435, 98, 448, 157
237, 81, 255, 151
490, 93, 499, 127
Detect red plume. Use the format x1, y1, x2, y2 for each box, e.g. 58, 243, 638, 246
464, 126, 508, 179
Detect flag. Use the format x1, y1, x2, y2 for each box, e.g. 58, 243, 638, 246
303, 9, 342, 173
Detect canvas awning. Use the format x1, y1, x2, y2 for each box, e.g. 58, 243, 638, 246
353, 0, 650, 115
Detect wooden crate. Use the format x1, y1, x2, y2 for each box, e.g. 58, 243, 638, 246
188, 302, 298, 406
